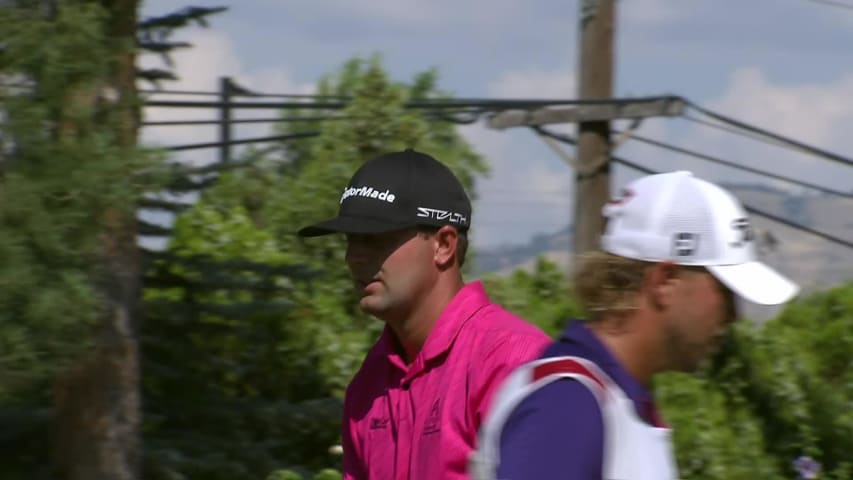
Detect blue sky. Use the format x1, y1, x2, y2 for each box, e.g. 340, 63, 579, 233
139, 0, 853, 252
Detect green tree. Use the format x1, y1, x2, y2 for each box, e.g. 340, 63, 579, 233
0, 2, 160, 478
481, 256, 583, 337
482, 259, 853, 480
141, 57, 488, 480
0, 3, 225, 479
656, 282, 853, 479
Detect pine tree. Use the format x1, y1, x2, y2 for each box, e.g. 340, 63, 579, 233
0, 2, 224, 478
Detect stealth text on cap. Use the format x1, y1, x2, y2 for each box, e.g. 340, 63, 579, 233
340, 186, 396, 204
417, 207, 468, 225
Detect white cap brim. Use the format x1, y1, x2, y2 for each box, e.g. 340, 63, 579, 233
707, 261, 800, 305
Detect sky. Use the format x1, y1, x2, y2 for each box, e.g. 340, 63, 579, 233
138, 0, 853, 256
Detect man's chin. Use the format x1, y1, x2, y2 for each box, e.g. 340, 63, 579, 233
359, 297, 386, 317
358, 300, 376, 314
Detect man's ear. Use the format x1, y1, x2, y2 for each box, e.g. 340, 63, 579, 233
646, 261, 679, 311
433, 226, 459, 270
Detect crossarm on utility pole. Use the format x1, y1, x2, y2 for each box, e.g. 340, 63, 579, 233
487, 97, 684, 130
535, 118, 643, 174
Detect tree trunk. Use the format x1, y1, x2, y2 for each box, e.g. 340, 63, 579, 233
53, 1, 142, 479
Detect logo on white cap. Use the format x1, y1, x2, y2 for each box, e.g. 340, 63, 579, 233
672, 232, 699, 257
729, 218, 753, 248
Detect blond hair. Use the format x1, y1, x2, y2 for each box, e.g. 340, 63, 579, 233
572, 250, 652, 318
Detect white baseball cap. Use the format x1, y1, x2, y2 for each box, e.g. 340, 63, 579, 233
601, 171, 799, 305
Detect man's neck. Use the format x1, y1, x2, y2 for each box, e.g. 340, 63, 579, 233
588, 313, 660, 386
387, 276, 465, 364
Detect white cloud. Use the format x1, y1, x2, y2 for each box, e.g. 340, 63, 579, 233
139, 28, 314, 167
669, 66, 853, 194
621, 0, 695, 26
707, 67, 853, 151
136, 28, 314, 250
269, 0, 533, 29
487, 68, 577, 99
323, 0, 451, 24
611, 66, 853, 192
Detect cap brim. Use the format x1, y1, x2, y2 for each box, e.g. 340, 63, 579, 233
297, 215, 415, 237
707, 261, 800, 305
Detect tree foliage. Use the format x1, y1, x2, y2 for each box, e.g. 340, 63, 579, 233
0, 0, 151, 404
485, 257, 853, 480
656, 282, 853, 479
141, 57, 488, 480
481, 256, 584, 337
0, 2, 221, 478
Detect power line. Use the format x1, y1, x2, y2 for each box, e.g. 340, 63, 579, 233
143, 94, 684, 112
612, 130, 853, 198
164, 132, 319, 151
141, 90, 680, 106
142, 92, 853, 173
141, 89, 684, 112
141, 111, 480, 127
142, 115, 353, 126
804, 0, 853, 11
684, 101, 853, 169
534, 126, 853, 250
143, 90, 853, 169
140, 89, 346, 99
681, 112, 805, 152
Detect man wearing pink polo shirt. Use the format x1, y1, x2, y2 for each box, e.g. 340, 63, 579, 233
298, 149, 551, 480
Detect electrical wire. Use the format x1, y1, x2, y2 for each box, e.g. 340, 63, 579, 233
534, 126, 853, 250
143, 94, 685, 112
142, 115, 353, 126
612, 130, 853, 198
684, 101, 853, 168
804, 0, 853, 11
140, 89, 348, 99
681, 112, 804, 151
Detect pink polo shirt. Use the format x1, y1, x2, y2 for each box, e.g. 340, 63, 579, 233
341, 281, 551, 480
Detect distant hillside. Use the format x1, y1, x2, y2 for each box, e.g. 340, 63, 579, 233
471, 226, 572, 276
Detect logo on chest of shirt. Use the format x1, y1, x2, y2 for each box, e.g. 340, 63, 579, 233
422, 398, 441, 435
369, 417, 389, 430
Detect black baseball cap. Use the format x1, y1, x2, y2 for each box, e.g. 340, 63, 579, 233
297, 149, 472, 237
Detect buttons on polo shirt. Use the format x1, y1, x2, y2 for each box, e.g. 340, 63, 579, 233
401, 382, 410, 391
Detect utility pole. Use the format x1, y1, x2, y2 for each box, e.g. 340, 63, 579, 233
219, 76, 233, 163
574, 0, 615, 254
486, 3, 682, 260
